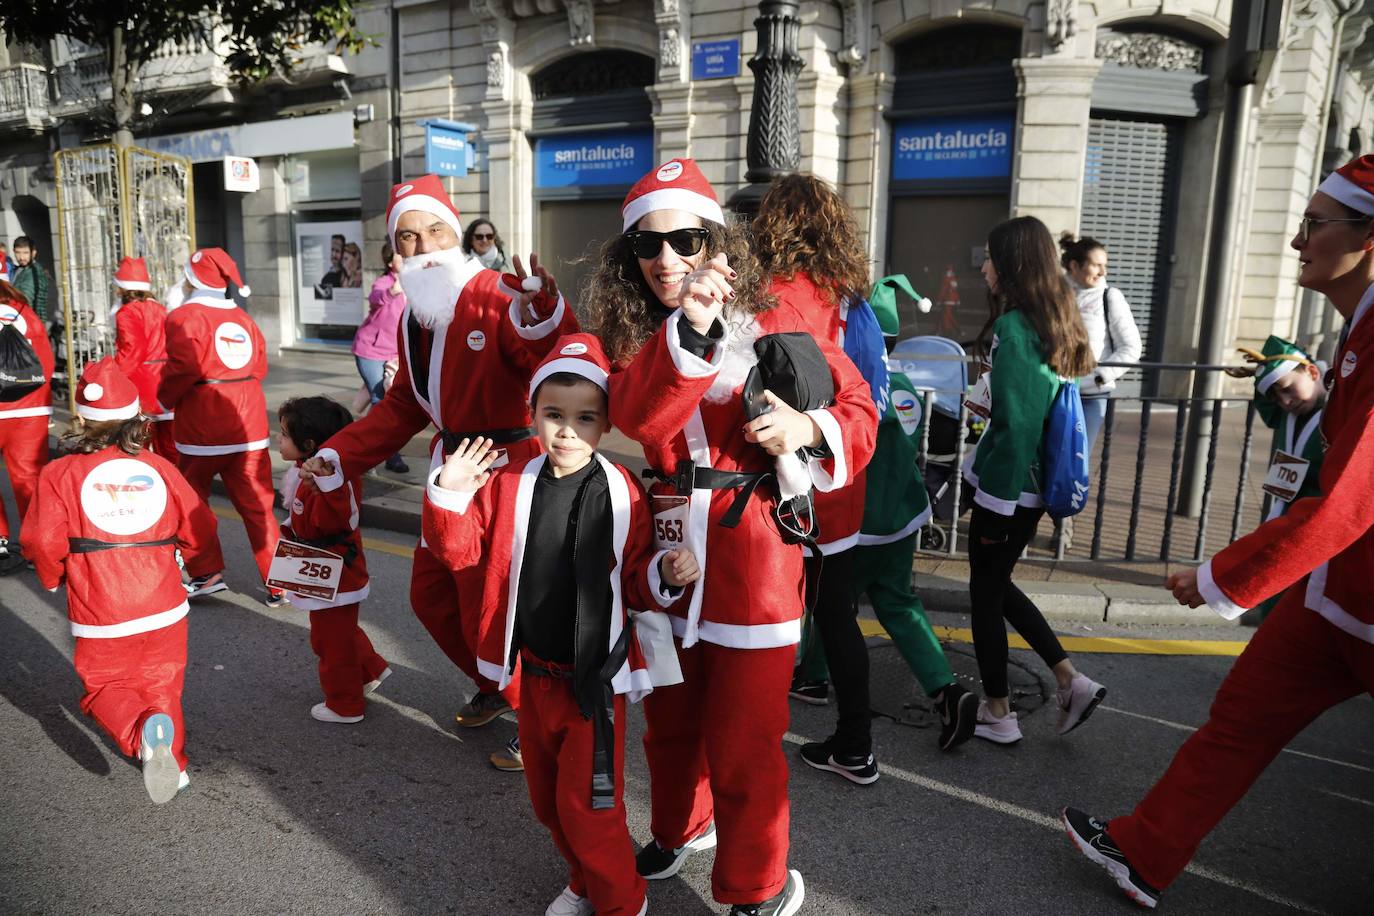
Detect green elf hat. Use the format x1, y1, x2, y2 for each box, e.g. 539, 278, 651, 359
1240, 335, 1315, 395
869, 274, 933, 337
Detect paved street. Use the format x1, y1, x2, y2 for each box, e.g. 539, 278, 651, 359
2, 499, 1372, 915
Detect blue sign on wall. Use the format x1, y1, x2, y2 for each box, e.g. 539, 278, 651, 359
692, 39, 741, 80
423, 120, 475, 178
534, 131, 654, 189
891, 115, 1014, 181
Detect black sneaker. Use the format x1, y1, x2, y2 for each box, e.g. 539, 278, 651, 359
729, 869, 805, 916
635, 822, 717, 879
384, 454, 410, 474
788, 675, 829, 706
1061, 807, 1160, 909
0, 537, 26, 576
264, 588, 288, 609
185, 572, 228, 598
454, 691, 512, 728
935, 683, 977, 751
799, 739, 879, 786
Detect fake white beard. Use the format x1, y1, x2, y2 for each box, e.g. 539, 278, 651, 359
701, 311, 761, 404
163, 283, 186, 311
400, 245, 472, 329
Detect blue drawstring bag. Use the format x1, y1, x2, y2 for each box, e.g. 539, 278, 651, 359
842, 296, 891, 415
1041, 380, 1091, 519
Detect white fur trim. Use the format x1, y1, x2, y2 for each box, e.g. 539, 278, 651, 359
647, 548, 678, 606
856, 503, 932, 547
622, 188, 725, 231
702, 314, 760, 403
70, 601, 188, 638
1196, 559, 1248, 621
174, 438, 269, 456
805, 408, 848, 492
1318, 171, 1374, 217
425, 466, 476, 514
0, 405, 53, 419
291, 584, 371, 611
1305, 562, 1374, 644
506, 293, 567, 341
114, 279, 152, 291
1255, 359, 1299, 395
77, 399, 140, 421
477, 657, 507, 683
181, 291, 238, 310
312, 447, 346, 493
668, 613, 801, 649
679, 409, 713, 648
388, 195, 464, 245
803, 530, 861, 557
497, 458, 544, 689
665, 311, 724, 378
528, 356, 609, 400
775, 452, 812, 500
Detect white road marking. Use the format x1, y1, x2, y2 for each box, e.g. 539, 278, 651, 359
1315, 788, 1374, 808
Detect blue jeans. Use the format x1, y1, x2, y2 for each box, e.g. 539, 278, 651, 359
1082, 395, 1109, 452
355, 356, 387, 405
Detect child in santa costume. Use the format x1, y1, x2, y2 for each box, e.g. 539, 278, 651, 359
422, 333, 694, 916
276, 396, 390, 723
158, 247, 276, 603
300, 174, 578, 737
0, 271, 53, 575
1061, 155, 1374, 909
585, 158, 877, 916
112, 257, 176, 457
22, 358, 218, 803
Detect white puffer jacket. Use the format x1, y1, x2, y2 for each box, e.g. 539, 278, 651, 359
1072, 279, 1142, 396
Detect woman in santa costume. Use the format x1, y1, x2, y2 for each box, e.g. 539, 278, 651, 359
586, 159, 877, 916
301, 174, 578, 740
157, 248, 275, 601
0, 270, 53, 574
1062, 155, 1374, 909
22, 358, 219, 803
112, 257, 177, 457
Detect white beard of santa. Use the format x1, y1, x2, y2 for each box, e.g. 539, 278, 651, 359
399, 244, 473, 329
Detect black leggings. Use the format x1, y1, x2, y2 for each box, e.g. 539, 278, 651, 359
805, 549, 871, 756
967, 505, 1069, 698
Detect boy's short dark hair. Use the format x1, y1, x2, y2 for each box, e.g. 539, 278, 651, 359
531, 371, 608, 412
278, 396, 353, 457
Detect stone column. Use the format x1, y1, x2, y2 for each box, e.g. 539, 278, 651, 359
1010, 56, 1101, 236
649, 0, 693, 161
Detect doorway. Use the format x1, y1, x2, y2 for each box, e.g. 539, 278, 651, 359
537, 198, 624, 319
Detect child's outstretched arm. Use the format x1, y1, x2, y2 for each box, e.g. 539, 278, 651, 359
422, 437, 499, 572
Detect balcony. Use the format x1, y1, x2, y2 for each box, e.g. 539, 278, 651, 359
0, 64, 51, 131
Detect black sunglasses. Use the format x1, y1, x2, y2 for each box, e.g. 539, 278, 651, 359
623, 227, 709, 260
472, 232, 494, 241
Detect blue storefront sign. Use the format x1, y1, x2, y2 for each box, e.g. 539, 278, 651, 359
891, 115, 1013, 181
423, 119, 475, 178
534, 130, 653, 188
691, 39, 741, 81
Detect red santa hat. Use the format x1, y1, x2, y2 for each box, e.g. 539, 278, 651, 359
528, 333, 611, 401
185, 247, 250, 297
113, 256, 152, 291
76, 357, 142, 421
1317, 155, 1374, 217
621, 158, 725, 232
386, 175, 464, 247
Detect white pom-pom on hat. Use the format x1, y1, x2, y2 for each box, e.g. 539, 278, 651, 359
84, 383, 104, 401
918, 297, 933, 314
521, 276, 542, 292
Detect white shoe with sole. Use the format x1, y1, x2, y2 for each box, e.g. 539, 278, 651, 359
545, 886, 594, 916
139, 713, 180, 804
364, 666, 392, 696
973, 699, 1023, 744
1057, 674, 1107, 735
311, 702, 364, 724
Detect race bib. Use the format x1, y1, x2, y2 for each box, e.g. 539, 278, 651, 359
267, 538, 344, 601
965, 373, 993, 420
80, 458, 168, 536
214, 321, 254, 370
651, 495, 689, 551
1261, 450, 1309, 504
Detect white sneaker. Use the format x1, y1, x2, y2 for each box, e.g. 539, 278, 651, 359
973, 699, 1023, 744
139, 713, 180, 804
177, 770, 190, 792
545, 886, 594, 916
1057, 674, 1107, 735
311, 702, 364, 724
364, 666, 393, 696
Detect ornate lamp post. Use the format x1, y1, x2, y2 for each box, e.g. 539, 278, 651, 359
728, 0, 803, 215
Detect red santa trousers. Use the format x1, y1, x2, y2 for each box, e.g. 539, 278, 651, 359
0, 414, 48, 540
643, 639, 794, 905
148, 420, 177, 459
73, 618, 189, 770
519, 660, 645, 915
309, 603, 389, 718
1110, 586, 1374, 890
411, 545, 519, 707
177, 448, 277, 580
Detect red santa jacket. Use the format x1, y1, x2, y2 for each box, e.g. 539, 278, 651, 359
158, 292, 269, 455
1198, 281, 1374, 643
0, 297, 54, 421
772, 273, 869, 556
22, 445, 218, 637
316, 261, 578, 506
609, 299, 878, 650
114, 296, 172, 420
279, 464, 369, 610
421, 452, 677, 700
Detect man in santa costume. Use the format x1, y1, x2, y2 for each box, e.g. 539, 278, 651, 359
301, 174, 578, 733
1062, 155, 1374, 909
112, 257, 176, 456
158, 247, 274, 601
0, 263, 54, 575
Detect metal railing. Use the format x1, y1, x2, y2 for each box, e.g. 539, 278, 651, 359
0, 64, 51, 128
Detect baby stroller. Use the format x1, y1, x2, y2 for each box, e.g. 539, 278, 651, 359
888, 336, 969, 551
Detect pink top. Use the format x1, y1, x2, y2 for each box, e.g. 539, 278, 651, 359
353, 273, 406, 360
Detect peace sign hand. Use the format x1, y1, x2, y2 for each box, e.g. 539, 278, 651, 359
511, 253, 561, 325
436, 437, 500, 493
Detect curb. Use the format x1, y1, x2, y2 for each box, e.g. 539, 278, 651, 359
912, 573, 1227, 626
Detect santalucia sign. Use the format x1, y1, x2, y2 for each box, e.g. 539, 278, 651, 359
891, 114, 1014, 182
534, 130, 653, 188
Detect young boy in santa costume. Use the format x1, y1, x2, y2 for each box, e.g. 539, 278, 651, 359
158, 247, 277, 603
0, 268, 53, 575
1062, 155, 1374, 909
112, 257, 177, 457
276, 396, 391, 723
422, 333, 695, 916
22, 358, 218, 803
300, 174, 578, 740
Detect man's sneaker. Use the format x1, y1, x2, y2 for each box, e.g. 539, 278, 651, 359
264, 588, 288, 609
973, 699, 1023, 744
455, 692, 511, 728
364, 666, 393, 696
185, 572, 228, 599
491, 735, 523, 772
788, 675, 829, 706
1061, 807, 1160, 909
935, 683, 977, 751
636, 822, 717, 879
177, 770, 190, 792
544, 885, 594, 916
798, 739, 879, 786
729, 869, 805, 916
311, 702, 364, 724
1057, 674, 1107, 736
384, 454, 410, 474
139, 713, 180, 804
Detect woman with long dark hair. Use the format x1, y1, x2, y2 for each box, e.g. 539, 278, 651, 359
587, 159, 876, 915
964, 216, 1106, 745
462, 218, 510, 272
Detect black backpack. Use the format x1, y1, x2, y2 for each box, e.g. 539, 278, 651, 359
0, 321, 44, 402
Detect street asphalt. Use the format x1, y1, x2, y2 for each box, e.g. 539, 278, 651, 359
2, 496, 1372, 916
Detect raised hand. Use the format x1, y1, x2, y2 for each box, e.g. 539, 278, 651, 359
436, 437, 499, 493
743, 390, 823, 455
511, 253, 561, 324
679, 251, 734, 334
661, 548, 701, 587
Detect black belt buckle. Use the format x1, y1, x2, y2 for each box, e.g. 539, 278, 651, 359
670, 460, 695, 494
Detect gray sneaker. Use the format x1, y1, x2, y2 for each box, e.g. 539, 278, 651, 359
729, 869, 805, 916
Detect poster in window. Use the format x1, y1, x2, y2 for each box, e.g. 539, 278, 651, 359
296, 220, 365, 325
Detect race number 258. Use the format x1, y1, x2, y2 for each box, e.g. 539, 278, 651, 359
298, 561, 334, 580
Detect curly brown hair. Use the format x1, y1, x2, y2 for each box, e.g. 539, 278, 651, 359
583, 216, 773, 365
63, 415, 152, 455
752, 174, 870, 307
119, 289, 152, 304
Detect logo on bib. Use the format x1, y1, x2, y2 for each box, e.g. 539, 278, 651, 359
0, 304, 27, 336
1342, 351, 1357, 378
191, 251, 203, 263
79, 458, 168, 536
467, 330, 486, 351
560, 342, 589, 356
214, 321, 253, 370
892, 390, 921, 436
656, 161, 684, 182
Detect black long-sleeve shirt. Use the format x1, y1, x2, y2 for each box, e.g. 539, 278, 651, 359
514, 459, 598, 664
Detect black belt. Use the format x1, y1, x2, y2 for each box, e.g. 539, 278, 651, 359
68, 536, 178, 554
642, 460, 771, 530
522, 654, 574, 680
196, 376, 253, 385
440, 426, 532, 452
